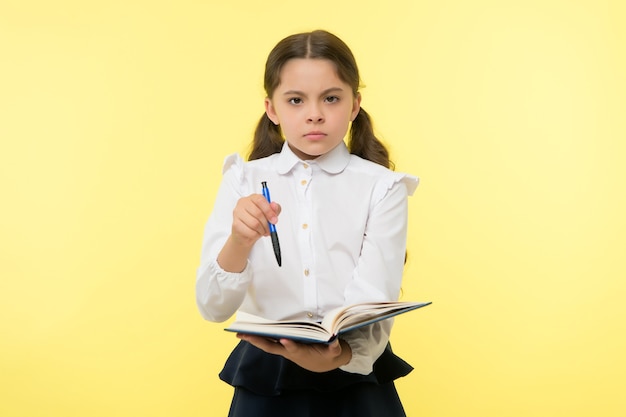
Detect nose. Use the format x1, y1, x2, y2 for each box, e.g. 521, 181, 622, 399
306, 104, 324, 123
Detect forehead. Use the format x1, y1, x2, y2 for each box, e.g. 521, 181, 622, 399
276, 58, 347, 91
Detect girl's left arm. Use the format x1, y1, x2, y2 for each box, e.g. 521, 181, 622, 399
341, 175, 417, 374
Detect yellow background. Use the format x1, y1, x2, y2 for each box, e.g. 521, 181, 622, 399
1, 0, 625, 416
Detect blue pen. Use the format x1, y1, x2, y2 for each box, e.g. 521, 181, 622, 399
261, 181, 282, 267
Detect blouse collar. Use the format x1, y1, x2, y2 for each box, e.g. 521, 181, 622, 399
276, 141, 351, 175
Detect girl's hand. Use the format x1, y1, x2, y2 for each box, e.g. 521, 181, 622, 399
217, 194, 281, 272
236, 333, 352, 373
231, 194, 281, 247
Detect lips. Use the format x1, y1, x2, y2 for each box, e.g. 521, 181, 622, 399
304, 131, 327, 140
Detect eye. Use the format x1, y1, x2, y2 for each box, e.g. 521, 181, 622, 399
325, 96, 340, 103
288, 97, 303, 105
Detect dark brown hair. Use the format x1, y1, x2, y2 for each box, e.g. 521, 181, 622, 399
248, 30, 393, 169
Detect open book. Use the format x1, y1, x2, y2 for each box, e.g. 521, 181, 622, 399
225, 301, 431, 343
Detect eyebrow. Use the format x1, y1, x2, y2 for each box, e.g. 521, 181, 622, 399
282, 87, 345, 96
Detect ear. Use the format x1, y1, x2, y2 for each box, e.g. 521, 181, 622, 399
265, 98, 280, 125
351, 93, 362, 121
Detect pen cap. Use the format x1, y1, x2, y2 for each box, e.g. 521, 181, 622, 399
261, 181, 271, 201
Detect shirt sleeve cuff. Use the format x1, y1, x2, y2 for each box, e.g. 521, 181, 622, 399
337, 320, 392, 375
339, 335, 374, 374
212, 258, 252, 283
195, 259, 252, 322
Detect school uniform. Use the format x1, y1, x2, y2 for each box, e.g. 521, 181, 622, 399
196, 142, 419, 416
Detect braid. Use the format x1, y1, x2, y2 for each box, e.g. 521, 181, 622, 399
349, 107, 394, 170
248, 113, 284, 161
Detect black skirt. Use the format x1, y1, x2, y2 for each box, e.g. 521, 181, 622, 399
219, 341, 413, 417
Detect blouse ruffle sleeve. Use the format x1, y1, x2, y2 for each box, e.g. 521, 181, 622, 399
372, 172, 419, 206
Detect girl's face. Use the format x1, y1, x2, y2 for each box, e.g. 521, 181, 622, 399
265, 58, 361, 160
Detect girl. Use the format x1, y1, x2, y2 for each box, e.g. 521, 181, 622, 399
196, 30, 419, 417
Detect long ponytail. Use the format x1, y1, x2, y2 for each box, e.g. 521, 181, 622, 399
349, 107, 393, 170
249, 113, 284, 161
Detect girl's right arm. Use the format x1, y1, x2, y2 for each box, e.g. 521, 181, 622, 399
195, 155, 279, 322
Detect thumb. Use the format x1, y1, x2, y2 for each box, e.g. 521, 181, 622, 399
328, 339, 342, 355
279, 338, 298, 353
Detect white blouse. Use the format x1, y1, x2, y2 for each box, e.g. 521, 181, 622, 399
196, 141, 418, 374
